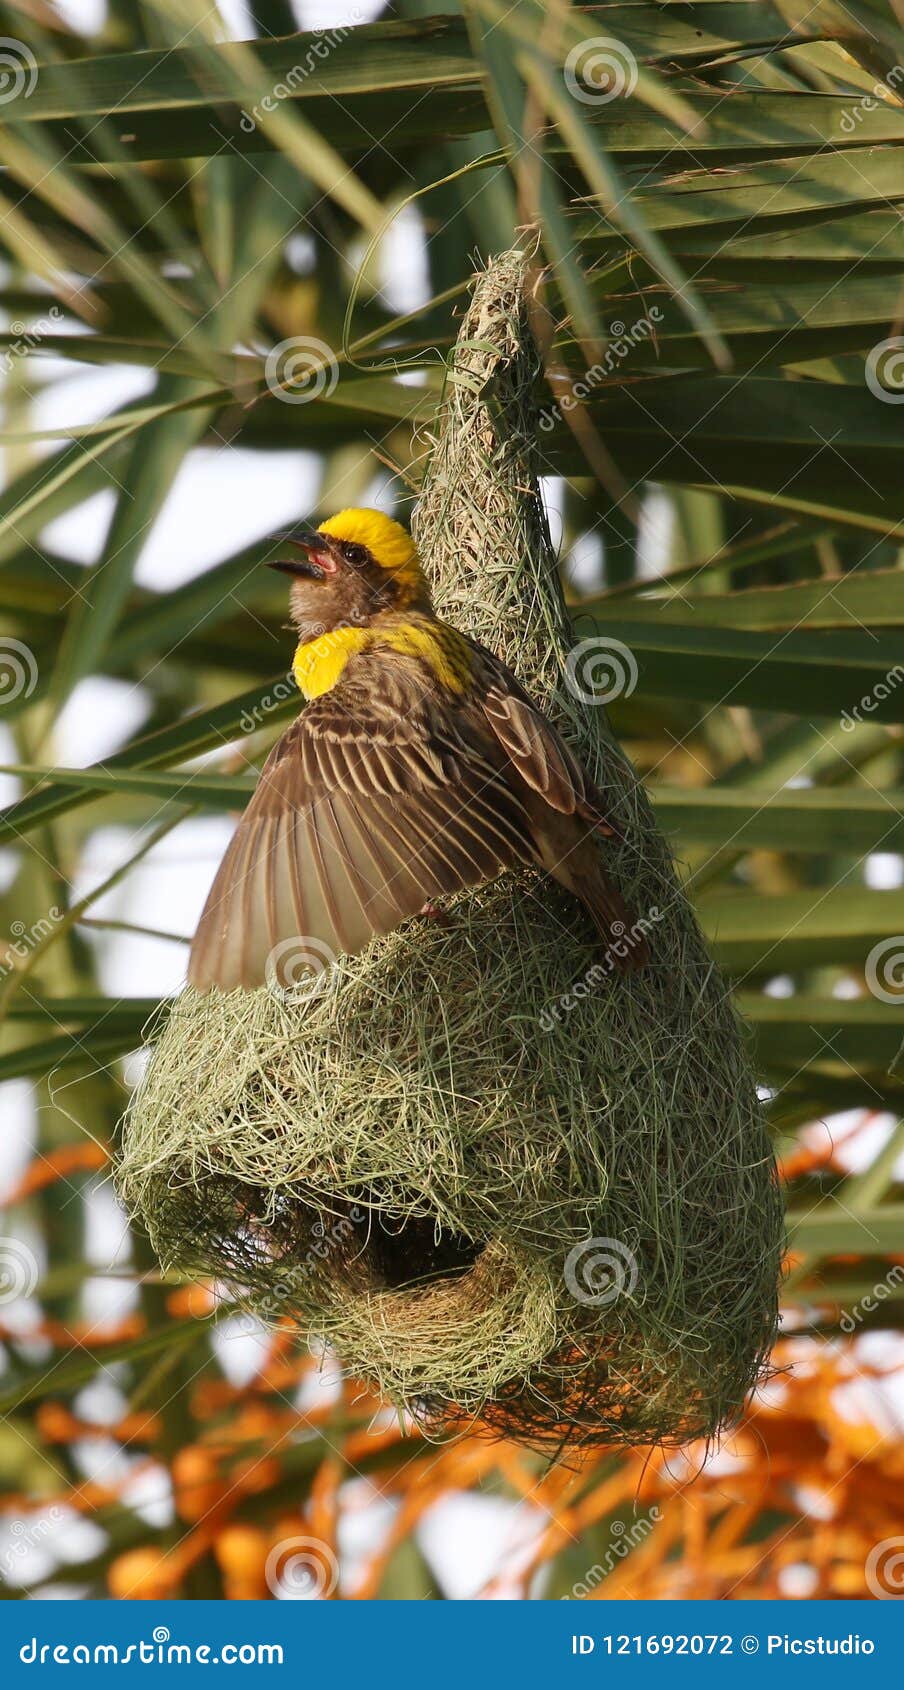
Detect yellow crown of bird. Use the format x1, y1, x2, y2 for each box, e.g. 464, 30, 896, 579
317, 508, 425, 595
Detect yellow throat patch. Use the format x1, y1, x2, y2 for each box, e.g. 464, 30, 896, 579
292, 617, 473, 701
292, 626, 370, 700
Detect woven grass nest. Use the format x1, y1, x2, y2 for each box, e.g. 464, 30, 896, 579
118, 246, 783, 1450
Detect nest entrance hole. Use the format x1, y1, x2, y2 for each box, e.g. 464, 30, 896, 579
241, 1186, 485, 1298
364, 1206, 484, 1289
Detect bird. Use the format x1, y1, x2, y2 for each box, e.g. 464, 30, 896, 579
188, 508, 647, 991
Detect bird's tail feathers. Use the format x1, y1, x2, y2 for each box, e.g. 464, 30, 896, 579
581, 872, 650, 973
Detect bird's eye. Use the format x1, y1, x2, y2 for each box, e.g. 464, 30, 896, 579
341, 542, 366, 565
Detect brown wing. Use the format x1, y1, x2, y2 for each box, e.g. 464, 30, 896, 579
467, 639, 622, 839
188, 657, 535, 991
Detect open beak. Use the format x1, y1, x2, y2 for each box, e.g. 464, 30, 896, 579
268, 526, 334, 579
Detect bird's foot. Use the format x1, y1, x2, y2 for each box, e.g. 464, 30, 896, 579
419, 900, 451, 925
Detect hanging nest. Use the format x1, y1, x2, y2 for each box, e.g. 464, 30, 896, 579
118, 246, 783, 1449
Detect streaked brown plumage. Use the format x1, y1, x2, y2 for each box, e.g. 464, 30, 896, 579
189, 509, 647, 991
